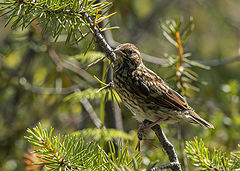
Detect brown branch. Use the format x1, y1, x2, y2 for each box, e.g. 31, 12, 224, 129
143, 120, 182, 171
95, 0, 124, 132
175, 30, 189, 170
85, 56, 106, 70
78, 90, 105, 129
48, 49, 104, 129
48, 49, 96, 84
147, 162, 180, 171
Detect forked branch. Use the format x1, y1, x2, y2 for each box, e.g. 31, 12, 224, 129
143, 120, 182, 171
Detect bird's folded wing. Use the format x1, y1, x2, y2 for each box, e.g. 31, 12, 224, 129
132, 69, 190, 111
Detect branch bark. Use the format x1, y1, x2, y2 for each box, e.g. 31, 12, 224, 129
83, 13, 116, 62
143, 120, 182, 171
148, 162, 180, 171
96, 0, 124, 132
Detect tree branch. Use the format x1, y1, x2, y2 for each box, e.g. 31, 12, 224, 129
48, 49, 96, 84
78, 91, 105, 129
143, 120, 182, 171
48, 49, 104, 129
96, 0, 124, 132
83, 12, 116, 62
148, 162, 180, 171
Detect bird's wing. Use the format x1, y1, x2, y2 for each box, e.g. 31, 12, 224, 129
132, 67, 190, 111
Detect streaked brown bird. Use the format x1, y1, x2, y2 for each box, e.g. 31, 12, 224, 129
113, 43, 214, 149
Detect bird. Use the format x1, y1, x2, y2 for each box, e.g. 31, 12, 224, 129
112, 43, 214, 150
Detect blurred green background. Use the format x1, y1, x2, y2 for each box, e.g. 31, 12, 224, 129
0, 0, 240, 170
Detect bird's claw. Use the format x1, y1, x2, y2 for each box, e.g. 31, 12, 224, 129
135, 140, 141, 151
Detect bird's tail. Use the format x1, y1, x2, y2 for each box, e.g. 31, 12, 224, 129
186, 110, 214, 129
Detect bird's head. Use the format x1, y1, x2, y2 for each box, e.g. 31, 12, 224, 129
114, 43, 142, 68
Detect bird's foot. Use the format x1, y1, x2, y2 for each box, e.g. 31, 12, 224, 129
135, 123, 146, 151
135, 119, 162, 151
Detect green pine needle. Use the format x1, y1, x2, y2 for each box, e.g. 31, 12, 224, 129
24, 123, 142, 170
185, 137, 240, 170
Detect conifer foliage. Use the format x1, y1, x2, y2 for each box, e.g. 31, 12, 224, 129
25, 123, 142, 170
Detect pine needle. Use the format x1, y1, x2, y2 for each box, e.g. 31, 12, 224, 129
85, 56, 106, 70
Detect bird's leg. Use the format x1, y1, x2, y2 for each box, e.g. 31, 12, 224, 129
135, 119, 162, 151
135, 123, 145, 151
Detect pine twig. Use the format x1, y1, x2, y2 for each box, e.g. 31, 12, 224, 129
78, 91, 105, 129
48, 49, 96, 83
85, 56, 106, 70
83, 12, 116, 62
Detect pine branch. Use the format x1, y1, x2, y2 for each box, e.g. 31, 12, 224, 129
0, 0, 117, 61
185, 137, 240, 170
160, 17, 204, 95
83, 12, 116, 62
25, 123, 142, 170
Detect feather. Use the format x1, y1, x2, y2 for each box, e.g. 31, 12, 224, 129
186, 111, 214, 128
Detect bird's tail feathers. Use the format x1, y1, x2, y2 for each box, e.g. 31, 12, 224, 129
186, 111, 214, 129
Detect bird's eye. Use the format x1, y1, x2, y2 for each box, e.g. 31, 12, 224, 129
128, 49, 134, 55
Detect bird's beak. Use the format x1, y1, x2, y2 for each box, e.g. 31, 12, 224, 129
114, 48, 125, 57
